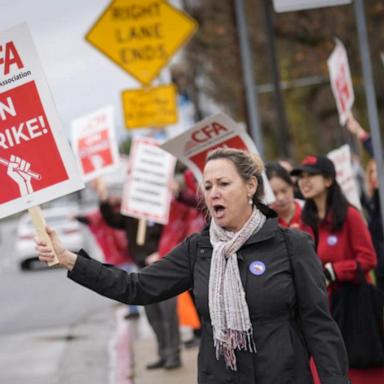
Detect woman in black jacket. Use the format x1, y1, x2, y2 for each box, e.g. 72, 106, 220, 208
36, 148, 349, 383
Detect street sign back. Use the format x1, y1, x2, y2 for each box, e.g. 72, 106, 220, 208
273, 0, 351, 12
86, 0, 198, 85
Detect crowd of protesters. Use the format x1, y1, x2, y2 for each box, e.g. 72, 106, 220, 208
263, 113, 384, 383
34, 112, 384, 384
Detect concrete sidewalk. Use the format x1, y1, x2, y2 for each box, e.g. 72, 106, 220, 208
117, 306, 198, 384
62, 303, 199, 384
132, 323, 198, 384
0, 303, 198, 384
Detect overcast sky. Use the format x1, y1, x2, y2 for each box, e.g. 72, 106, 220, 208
0, 0, 176, 141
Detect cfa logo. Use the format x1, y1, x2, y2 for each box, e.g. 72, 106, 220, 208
184, 122, 228, 152
0, 41, 24, 76
191, 122, 228, 143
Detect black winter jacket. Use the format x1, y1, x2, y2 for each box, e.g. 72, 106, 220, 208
68, 214, 349, 383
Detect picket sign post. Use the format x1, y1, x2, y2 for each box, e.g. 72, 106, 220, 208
136, 218, 147, 246
28, 206, 59, 266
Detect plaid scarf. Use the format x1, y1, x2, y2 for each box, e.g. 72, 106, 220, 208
209, 207, 266, 370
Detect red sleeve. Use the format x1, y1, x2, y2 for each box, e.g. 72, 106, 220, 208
332, 207, 377, 282
299, 222, 315, 240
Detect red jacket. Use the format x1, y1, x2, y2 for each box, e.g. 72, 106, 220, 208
158, 199, 204, 257
301, 206, 377, 282
278, 200, 302, 229
158, 171, 205, 258
85, 210, 131, 266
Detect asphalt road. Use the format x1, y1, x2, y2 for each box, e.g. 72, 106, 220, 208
0, 216, 112, 335
0, 216, 116, 384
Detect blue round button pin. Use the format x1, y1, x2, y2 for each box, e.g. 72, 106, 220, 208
327, 235, 338, 246
249, 261, 266, 276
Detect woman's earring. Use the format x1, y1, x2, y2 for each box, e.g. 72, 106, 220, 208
248, 196, 253, 205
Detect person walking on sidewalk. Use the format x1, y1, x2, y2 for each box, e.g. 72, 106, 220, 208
36, 148, 349, 384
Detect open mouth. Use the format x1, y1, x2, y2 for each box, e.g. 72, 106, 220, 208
213, 204, 226, 217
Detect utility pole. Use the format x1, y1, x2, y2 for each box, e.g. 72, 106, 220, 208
261, 0, 291, 158
354, 0, 384, 240
234, 0, 265, 157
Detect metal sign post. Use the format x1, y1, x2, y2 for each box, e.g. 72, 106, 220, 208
354, 0, 384, 240
234, 0, 264, 156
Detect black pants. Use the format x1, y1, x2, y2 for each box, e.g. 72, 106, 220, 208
144, 297, 180, 364
377, 275, 384, 292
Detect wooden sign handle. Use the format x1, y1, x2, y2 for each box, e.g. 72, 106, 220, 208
136, 218, 146, 246
28, 206, 59, 267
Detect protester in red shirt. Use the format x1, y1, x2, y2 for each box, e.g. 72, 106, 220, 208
265, 162, 302, 229
291, 155, 376, 283
75, 208, 130, 266
292, 154, 382, 384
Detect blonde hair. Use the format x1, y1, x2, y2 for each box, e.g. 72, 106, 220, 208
205, 147, 265, 204
365, 159, 377, 197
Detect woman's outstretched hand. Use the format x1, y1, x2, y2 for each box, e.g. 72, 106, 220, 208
35, 226, 78, 271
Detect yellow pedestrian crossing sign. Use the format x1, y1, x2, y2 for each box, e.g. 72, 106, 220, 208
122, 84, 178, 129
86, 0, 198, 85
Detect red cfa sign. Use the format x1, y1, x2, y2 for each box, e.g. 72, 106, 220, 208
1, 82, 69, 199
71, 105, 120, 182
161, 112, 275, 204
0, 24, 83, 219
327, 39, 354, 125
161, 113, 258, 178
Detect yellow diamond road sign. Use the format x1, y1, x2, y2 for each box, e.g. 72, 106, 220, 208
122, 84, 178, 129
86, 0, 198, 85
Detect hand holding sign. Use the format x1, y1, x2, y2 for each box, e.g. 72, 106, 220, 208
34, 221, 77, 269
89, 176, 109, 201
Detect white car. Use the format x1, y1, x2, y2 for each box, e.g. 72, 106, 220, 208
16, 205, 84, 270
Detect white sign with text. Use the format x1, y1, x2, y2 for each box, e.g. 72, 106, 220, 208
121, 137, 176, 224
